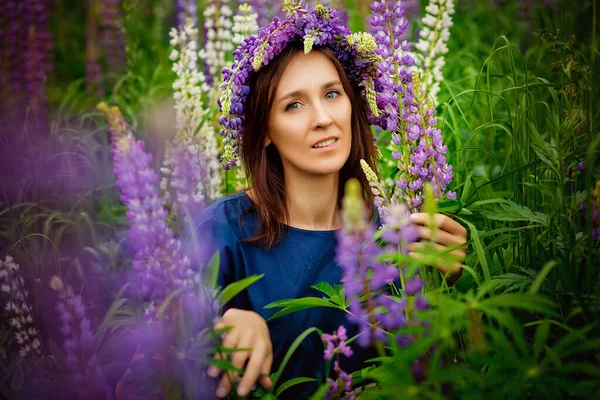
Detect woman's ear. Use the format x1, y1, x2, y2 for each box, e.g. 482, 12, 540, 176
264, 136, 272, 147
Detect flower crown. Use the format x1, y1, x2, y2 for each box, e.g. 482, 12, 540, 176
217, 0, 381, 169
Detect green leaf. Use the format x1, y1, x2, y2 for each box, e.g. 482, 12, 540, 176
533, 320, 550, 361
264, 297, 343, 321
529, 260, 557, 294
218, 274, 264, 307
307, 382, 331, 400
206, 251, 220, 289
311, 282, 336, 298
481, 200, 548, 226
481, 294, 558, 317
438, 200, 462, 214
462, 219, 492, 282
272, 327, 320, 388
275, 377, 317, 397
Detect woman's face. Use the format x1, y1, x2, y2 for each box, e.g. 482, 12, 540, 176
266, 50, 352, 179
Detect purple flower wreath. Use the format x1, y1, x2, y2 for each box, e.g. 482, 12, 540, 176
217, 0, 382, 169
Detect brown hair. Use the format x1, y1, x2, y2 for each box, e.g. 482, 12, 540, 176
241, 42, 378, 249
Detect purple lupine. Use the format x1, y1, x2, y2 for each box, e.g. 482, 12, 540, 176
86, 0, 104, 98
337, 179, 423, 347
49, 276, 113, 400
370, 0, 455, 208
217, 1, 381, 168
22, 0, 53, 125
323, 325, 354, 399
5, 0, 27, 106
97, 103, 194, 303
101, 0, 127, 86
175, 0, 198, 28
367, 0, 418, 41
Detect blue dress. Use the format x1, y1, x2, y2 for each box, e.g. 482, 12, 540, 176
192, 192, 376, 399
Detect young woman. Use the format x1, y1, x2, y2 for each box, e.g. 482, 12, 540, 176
194, 41, 468, 398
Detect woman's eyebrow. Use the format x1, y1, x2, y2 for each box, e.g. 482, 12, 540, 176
277, 80, 342, 103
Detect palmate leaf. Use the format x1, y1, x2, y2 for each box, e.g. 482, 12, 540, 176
311, 282, 346, 307
481, 199, 549, 226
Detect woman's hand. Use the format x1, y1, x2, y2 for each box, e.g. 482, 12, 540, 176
409, 213, 468, 280
208, 308, 274, 398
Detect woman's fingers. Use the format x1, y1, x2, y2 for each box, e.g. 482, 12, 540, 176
208, 326, 239, 378
215, 344, 250, 398
414, 226, 467, 252
411, 213, 468, 237
236, 341, 270, 396
216, 372, 233, 398
259, 353, 273, 390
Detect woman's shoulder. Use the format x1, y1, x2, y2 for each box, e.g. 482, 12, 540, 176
192, 191, 257, 240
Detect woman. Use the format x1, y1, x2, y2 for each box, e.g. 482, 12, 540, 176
195, 41, 467, 398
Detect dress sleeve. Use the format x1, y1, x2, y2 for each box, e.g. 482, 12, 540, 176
187, 208, 239, 291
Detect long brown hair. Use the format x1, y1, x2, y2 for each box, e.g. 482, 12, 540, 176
241, 42, 378, 249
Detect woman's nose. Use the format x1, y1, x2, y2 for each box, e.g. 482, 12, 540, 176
311, 101, 333, 130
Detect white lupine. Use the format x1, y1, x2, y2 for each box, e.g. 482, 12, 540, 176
232, 4, 259, 45
414, 0, 455, 105
0, 256, 42, 358
162, 21, 222, 217
199, 0, 234, 100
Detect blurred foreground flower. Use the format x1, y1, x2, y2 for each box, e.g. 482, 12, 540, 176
97, 102, 195, 303
50, 276, 113, 399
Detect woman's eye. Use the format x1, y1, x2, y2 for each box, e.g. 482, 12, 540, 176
285, 101, 300, 111
325, 90, 340, 100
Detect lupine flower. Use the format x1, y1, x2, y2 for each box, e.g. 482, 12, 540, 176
49, 276, 113, 400
199, 0, 234, 96
175, 0, 198, 28
5, 1, 26, 103
368, 0, 413, 133
218, 1, 380, 168
337, 179, 411, 347
101, 0, 127, 86
361, 159, 391, 219
414, 0, 455, 105
240, 0, 270, 26
366, 0, 419, 41
0, 256, 42, 358
232, 3, 259, 45
97, 103, 195, 302
23, 0, 54, 125
162, 20, 221, 217
86, 0, 104, 98
323, 325, 354, 399
370, 0, 455, 209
